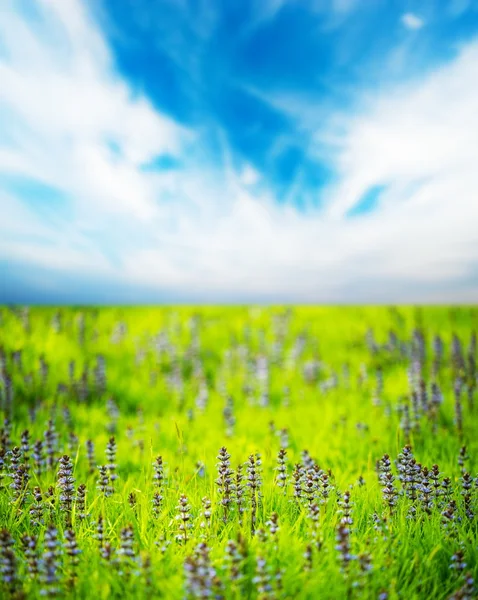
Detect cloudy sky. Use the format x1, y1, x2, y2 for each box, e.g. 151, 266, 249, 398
1, 0, 478, 303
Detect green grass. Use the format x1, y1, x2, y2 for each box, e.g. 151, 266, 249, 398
0, 306, 477, 599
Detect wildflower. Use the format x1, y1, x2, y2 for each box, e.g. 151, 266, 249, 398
378, 454, 392, 485
320, 471, 332, 504
95, 354, 107, 395
195, 461, 205, 477
225, 538, 245, 583
256, 527, 267, 543
441, 500, 458, 539
304, 544, 313, 571
76, 484, 87, 520
64, 529, 81, 587
301, 450, 315, 470
44, 420, 58, 471
372, 512, 388, 542
0, 529, 19, 593
274, 567, 284, 594
118, 524, 136, 576
200, 497, 212, 532
235, 463, 245, 527
152, 455, 164, 489
442, 477, 453, 502
308, 503, 321, 550
454, 378, 464, 436
336, 519, 354, 577
418, 378, 428, 413
184, 543, 216, 599
448, 572, 475, 600
86, 440, 95, 474
95, 515, 105, 549
155, 534, 171, 555
431, 381, 443, 408
105, 437, 118, 487
45, 486, 56, 518
100, 543, 115, 562
57, 455, 75, 522
106, 398, 119, 433
303, 468, 318, 508
62, 406, 72, 429
8, 446, 21, 473
397, 445, 414, 496
400, 403, 412, 440
0, 447, 5, 487
21, 533, 40, 577
152, 491, 162, 518
450, 549, 467, 573
253, 556, 273, 600
97, 465, 112, 497
41, 524, 61, 597
21, 429, 31, 468
461, 473, 474, 519
141, 554, 152, 590
30, 486, 44, 526
432, 334, 443, 371
223, 396, 236, 437
293, 464, 304, 502
379, 455, 398, 514
410, 390, 421, 431
33, 440, 44, 476
429, 383, 442, 433
275, 448, 288, 491
128, 491, 137, 512
176, 494, 192, 544
216, 447, 235, 523
467, 349, 476, 410
420, 467, 433, 514
408, 460, 422, 502
358, 552, 372, 576
10, 463, 29, 505
265, 512, 279, 538
246, 454, 261, 535
430, 465, 442, 502
338, 491, 353, 525
452, 334, 465, 372
458, 446, 469, 475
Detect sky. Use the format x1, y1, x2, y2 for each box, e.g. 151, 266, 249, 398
1, 0, 478, 304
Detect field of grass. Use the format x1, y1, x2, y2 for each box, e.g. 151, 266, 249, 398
0, 306, 477, 599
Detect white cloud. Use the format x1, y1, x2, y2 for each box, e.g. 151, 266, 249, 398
401, 12, 425, 30
240, 164, 261, 186
1, 0, 478, 302
0, 0, 188, 221
322, 41, 478, 218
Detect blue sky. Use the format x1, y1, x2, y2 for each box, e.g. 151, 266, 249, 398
1, 0, 478, 303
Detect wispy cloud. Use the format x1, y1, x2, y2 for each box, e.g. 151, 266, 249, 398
1, 0, 478, 302
0, 0, 188, 221
401, 13, 425, 31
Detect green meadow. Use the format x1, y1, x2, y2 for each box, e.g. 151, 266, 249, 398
0, 306, 477, 599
